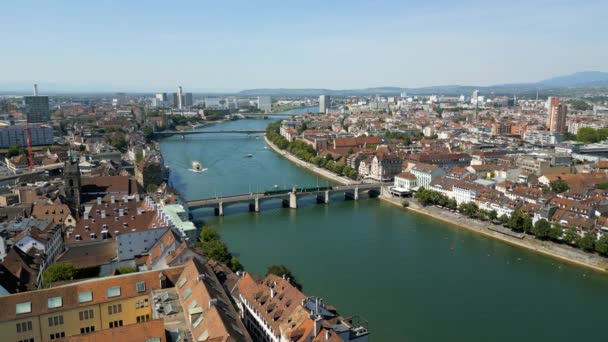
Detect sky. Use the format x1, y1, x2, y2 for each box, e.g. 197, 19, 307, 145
1, 0, 607, 92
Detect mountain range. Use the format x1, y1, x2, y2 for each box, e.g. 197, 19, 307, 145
236, 71, 608, 97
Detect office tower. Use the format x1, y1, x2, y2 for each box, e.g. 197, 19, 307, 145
257, 96, 272, 113
547, 97, 567, 133
177, 86, 184, 110
172, 92, 179, 107
319, 95, 330, 114
400, 90, 407, 98
184, 93, 193, 108
470, 90, 479, 105
155, 92, 167, 102
23, 84, 50, 123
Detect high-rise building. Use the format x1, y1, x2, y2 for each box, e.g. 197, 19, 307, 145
470, 90, 479, 105
257, 96, 271, 113
155, 92, 167, 102
23, 84, 50, 123
319, 95, 330, 114
547, 96, 567, 133
177, 86, 184, 110
184, 93, 193, 108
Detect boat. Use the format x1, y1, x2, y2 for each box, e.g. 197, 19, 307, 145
245, 154, 253, 158
192, 161, 203, 172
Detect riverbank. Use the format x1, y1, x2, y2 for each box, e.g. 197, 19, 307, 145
264, 136, 354, 185
380, 194, 608, 273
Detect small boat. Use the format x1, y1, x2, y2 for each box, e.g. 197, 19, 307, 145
192, 161, 203, 172
245, 154, 253, 158
273, 185, 279, 188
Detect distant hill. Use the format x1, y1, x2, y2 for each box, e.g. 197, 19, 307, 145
237, 71, 608, 97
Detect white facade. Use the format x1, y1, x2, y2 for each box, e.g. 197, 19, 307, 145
116, 227, 168, 261
257, 96, 272, 113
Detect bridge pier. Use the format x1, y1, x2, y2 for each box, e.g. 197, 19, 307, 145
289, 192, 298, 209
317, 190, 330, 204
249, 198, 260, 212
345, 187, 359, 201
214, 202, 224, 216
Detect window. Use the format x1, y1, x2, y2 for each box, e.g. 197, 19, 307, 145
78, 291, 93, 303
183, 287, 192, 300
16, 302, 32, 314
48, 315, 64, 327
47, 296, 63, 309
49, 332, 65, 340
80, 325, 95, 334
18, 339, 35, 342
136, 281, 146, 293
177, 277, 187, 288
16, 320, 32, 333
109, 320, 123, 329
107, 286, 121, 298
79, 309, 94, 320
108, 303, 122, 315
136, 314, 151, 323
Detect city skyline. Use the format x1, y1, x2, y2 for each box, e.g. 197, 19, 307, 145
1, 0, 607, 92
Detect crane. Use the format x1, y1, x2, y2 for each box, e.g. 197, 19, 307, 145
25, 121, 34, 172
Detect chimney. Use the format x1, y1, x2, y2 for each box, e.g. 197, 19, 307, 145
208, 299, 218, 308
137, 208, 142, 215
270, 288, 275, 298
325, 330, 330, 341
111, 196, 115, 204
119, 208, 124, 217
123, 195, 128, 203
84, 212, 89, 220
97, 197, 102, 205
313, 316, 322, 337
101, 210, 106, 219
135, 195, 140, 202
33, 84, 39, 96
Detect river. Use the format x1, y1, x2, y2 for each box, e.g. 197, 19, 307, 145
160, 108, 608, 341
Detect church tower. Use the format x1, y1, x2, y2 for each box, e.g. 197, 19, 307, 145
64, 150, 81, 215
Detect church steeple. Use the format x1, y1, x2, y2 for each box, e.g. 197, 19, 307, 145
64, 150, 81, 215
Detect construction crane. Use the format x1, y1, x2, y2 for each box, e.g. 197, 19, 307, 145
25, 121, 34, 172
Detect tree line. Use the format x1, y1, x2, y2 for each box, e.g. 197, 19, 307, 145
414, 188, 608, 257
266, 122, 358, 180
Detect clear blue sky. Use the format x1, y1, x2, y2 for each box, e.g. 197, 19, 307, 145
1, 0, 606, 92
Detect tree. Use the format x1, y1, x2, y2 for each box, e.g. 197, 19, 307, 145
143, 127, 154, 139
146, 184, 159, 194
267, 264, 302, 290
6, 144, 20, 157
579, 231, 596, 252
229, 256, 244, 272
595, 234, 608, 256
548, 224, 563, 241
532, 219, 551, 240
563, 227, 578, 246
488, 210, 498, 222
550, 179, 570, 194
109, 135, 128, 151
201, 239, 230, 262
200, 225, 220, 242
42, 263, 77, 287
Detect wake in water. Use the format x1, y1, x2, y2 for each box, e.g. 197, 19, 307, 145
190, 168, 209, 173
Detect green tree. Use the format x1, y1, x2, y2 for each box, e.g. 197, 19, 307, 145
563, 226, 579, 245
146, 184, 159, 194
550, 179, 570, 194
488, 210, 498, 222
135, 151, 144, 164
116, 267, 137, 274
579, 231, 596, 252
532, 219, 551, 240
458, 202, 479, 218
42, 263, 77, 287
595, 234, 608, 256
229, 256, 244, 272
6, 144, 20, 157
267, 264, 302, 290
199, 225, 220, 242
576, 127, 600, 144
201, 239, 230, 262
548, 224, 563, 241
143, 127, 154, 139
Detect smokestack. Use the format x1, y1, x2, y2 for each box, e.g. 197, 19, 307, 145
33, 84, 39, 96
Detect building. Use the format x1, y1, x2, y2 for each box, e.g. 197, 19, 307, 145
368, 154, 402, 181
319, 95, 330, 114
0, 124, 54, 148
23, 84, 50, 124
257, 96, 272, 113
177, 86, 184, 110
236, 273, 369, 342
411, 163, 447, 189
547, 97, 567, 133
523, 130, 562, 145
63, 153, 82, 215
183, 93, 193, 108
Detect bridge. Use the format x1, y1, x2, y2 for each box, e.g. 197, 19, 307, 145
186, 183, 387, 216
155, 130, 265, 137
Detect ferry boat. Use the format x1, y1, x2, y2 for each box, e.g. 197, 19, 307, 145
245, 154, 253, 158
192, 161, 203, 172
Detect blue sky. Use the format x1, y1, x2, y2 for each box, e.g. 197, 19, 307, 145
1, 0, 606, 92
